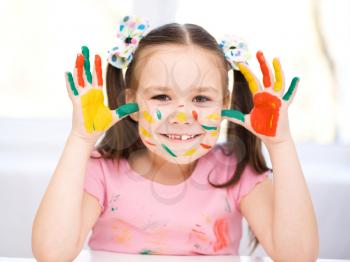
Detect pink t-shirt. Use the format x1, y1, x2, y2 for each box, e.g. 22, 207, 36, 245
83, 144, 270, 255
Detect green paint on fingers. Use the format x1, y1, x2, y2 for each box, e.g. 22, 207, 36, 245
66, 72, 78, 96
115, 103, 139, 118
201, 124, 217, 131
161, 144, 177, 157
81, 46, 92, 84
221, 109, 245, 122
283, 77, 300, 101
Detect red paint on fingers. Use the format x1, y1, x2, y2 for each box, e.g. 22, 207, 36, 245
256, 51, 271, 88
95, 54, 103, 86
75, 54, 85, 87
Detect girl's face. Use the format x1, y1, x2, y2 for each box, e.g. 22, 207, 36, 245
129, 44, 227, 165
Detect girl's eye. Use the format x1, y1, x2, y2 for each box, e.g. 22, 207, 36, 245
151, 94, 171, 101
193, 95, 211, 103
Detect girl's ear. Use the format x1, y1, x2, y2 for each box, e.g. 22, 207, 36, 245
125, 88, 139, 122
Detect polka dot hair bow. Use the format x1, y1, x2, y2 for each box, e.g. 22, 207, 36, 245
218, 35, 251, 70
107, 15, 150, 69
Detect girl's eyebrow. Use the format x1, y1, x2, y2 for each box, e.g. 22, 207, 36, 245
143, 86, 219, 94
143, 86, 172, 94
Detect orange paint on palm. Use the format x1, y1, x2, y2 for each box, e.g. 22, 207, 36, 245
75, 54, 85, 87
95, 54, 103, 86
256, 51, 271, 88
213, 218, 229, 252
250, 92, 281, 136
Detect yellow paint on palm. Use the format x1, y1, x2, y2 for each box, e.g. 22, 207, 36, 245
143, 111, 155, 123
176, 112, 186, 123
211, 130, 219, 137
81, 89, 113, 133
140, 127, 152, 138
238, 63, 259, 94
183, 148, 197, 156
273, 58, 283, 92
206, 113, 220, 120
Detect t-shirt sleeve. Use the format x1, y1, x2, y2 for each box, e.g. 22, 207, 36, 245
235, 165, 270, 212
83, 155, 105, 212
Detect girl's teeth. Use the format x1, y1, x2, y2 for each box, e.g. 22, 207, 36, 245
165, 134, 196, 140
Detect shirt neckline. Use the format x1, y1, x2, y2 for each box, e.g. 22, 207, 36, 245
118, 152, 207, 188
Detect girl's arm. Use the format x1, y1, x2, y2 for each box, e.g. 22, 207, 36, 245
223, 51, 319, 261
267, 138, 319, 261
31, 133, 95, 261
32, 46, 139, 261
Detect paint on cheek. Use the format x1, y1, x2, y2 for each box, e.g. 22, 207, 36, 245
143, 111, 155, 123
161, 144, 177, 157
210, 130, 219, 137
140, 127, 152, 138
201, 125, 217, 131
144, 140, 156, 146
192, 110, 198, 120
156, 109, 162, 120
183, 148, 197, 156
250, 92, 281, 136
200, 143, 212, 149
176, 112, 186, 123
206, 113, 220, 120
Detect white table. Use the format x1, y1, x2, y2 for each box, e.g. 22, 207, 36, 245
0, 250, 349, 262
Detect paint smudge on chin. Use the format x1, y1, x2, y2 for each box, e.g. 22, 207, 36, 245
161, 144, 177, 157
183, 148, 197, 156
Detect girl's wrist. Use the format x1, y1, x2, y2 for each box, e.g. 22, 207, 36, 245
264, 136, 295, 152
68, 131, 98, 148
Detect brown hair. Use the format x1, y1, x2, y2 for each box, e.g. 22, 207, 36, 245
94, 23, 271, 254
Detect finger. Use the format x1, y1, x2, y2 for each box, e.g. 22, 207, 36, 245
81, 46, 93, 85
221, 109, 246, 126
256, 51, 274, 89
282, 77, 300, 104
272, 57, 285, 94
94, 54, 103, 88
238, 63, 261, 95
114, 103, 139, 122
75, 54, 85, 87
65, 71, 78, 97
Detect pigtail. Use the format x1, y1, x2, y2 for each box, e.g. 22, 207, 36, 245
95, 64, 145, 161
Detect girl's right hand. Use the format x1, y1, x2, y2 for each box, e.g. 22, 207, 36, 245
65, 46, 139, 144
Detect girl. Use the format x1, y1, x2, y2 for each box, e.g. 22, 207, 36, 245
32, 16, 319, 261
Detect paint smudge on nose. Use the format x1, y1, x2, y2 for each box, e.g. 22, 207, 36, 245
201, 124, 217, 131
161, 144, 177, 157
140, 127, 152, 138
183, 148, 197, 156
213, 218, 229, 252
143, 111, 155, 123
206, 113, 220, 120
176, 112, 186, 123
192, 110, 198, 120
200, 143, 212, 149
156, 109, 162, 120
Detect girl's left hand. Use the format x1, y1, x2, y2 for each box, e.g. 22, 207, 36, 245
221, 51, 300, 148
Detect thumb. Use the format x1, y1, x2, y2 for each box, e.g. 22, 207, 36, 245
110, 103, 139, 126
221, 109, 246, 126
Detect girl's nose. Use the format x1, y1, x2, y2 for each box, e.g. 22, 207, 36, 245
169, 105, 194, 125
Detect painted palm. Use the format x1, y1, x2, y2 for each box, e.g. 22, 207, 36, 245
221, 51, 299, 145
